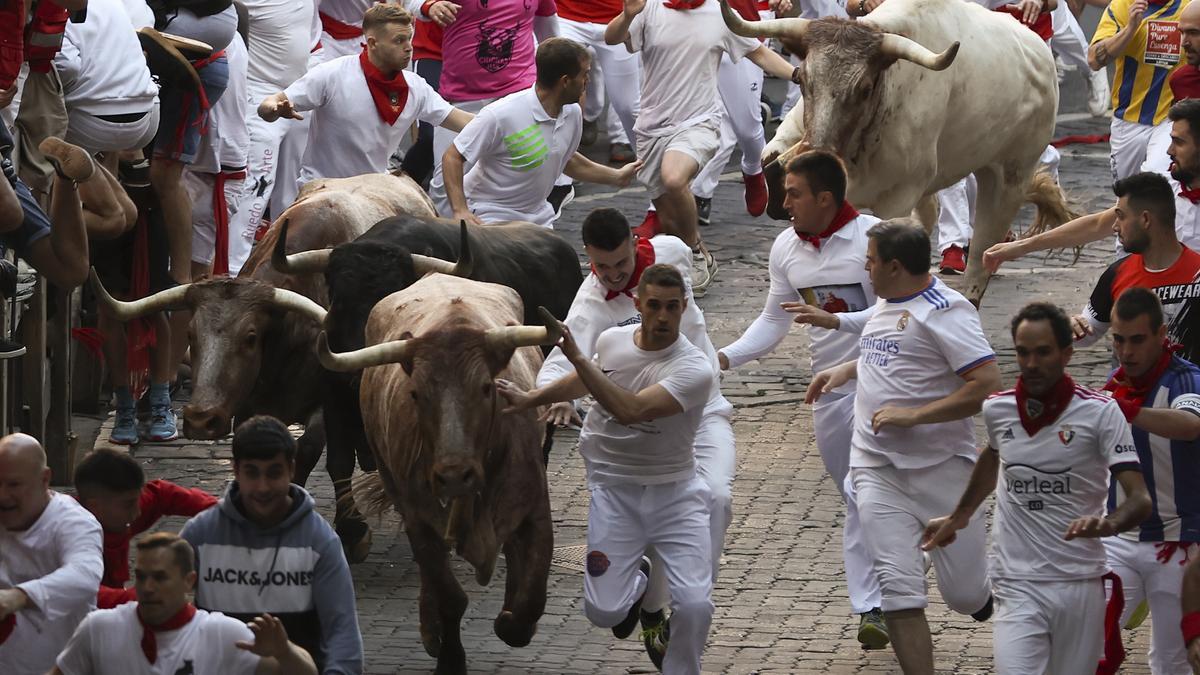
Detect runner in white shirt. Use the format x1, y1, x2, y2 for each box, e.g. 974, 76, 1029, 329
0, 434, 103, 675
604, 0, 802, 294
500, 264, 717, 675
806, 220, 1001, 674
923, 301, 1151, 675
536, 208, 734, 669
259, 4, 472, 190
53, 532, 317, 675
717, 150, 886, 649
443, 38, 637, 228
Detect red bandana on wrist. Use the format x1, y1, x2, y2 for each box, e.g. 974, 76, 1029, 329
0, 614, 14, 645
798, 201, 859, 250
1014, 373, 1075, 436
359, 48, 409, 125
1180, 186, 1200, 204
1104, 339, 1179, 402
138, 603, 197, 663
595, 237, 656, 301
663, 0, 705, 9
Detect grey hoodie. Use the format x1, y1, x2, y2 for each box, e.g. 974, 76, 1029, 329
180, 483, 363, 675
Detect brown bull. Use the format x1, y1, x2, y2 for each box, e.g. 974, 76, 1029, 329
92, 172, 436, 562
319, 275, 558, 675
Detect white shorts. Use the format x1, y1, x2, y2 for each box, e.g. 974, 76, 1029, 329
635, 120, 721, 200
64, 100, 160, 153
1110, 117, 1172, 182
851, 456, 990, 614
993, 577, 1105, 675
1105, 536, 1190, 675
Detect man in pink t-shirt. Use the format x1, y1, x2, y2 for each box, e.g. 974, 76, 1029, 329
424, 0, 560, 212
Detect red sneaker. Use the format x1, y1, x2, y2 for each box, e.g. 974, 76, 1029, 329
744, 171, 768, 217
939, 245, 966, 275
633, 210, 660, 240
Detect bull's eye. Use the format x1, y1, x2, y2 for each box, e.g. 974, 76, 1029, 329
482, 382, 492, 397
243, 332, 257, 350
410, 390, 419, 401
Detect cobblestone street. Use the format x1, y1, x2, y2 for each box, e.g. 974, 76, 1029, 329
78, 112, 1163, 673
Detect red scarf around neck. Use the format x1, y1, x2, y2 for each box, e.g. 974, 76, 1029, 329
1180, 185, 1200, 204
1104, 339, 1178, 403
798, 201, 859, 250
1014, 373, 1074, 436
663, 0, 705, 9
595, 237, 655, 301
359, 48, 409, 125
137, 602, 197, 663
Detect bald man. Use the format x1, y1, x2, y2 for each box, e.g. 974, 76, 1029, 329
0, 434, 103, 675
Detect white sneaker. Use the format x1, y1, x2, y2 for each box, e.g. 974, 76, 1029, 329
691, 243, 717, 297
1088, 68, 1111, 118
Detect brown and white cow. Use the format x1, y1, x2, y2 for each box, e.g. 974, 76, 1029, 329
318, 274, 558, 675
92, 172, 435, 562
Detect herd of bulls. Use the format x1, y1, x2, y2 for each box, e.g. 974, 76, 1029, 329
90, 173, 582, 673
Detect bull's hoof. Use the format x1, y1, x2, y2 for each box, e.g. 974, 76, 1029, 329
420, 626, 442, 658
433, 645, 467, 675
336, 519, 372, 563
494, 610, 536, 648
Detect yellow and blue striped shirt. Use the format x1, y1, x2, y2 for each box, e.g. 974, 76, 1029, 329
1093, 0, 1191, 126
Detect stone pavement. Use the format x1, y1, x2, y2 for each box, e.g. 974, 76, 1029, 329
81, 112, 1162, 673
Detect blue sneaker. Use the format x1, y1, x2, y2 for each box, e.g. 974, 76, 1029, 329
144, 401, 178, 442
110, 405, 138, 445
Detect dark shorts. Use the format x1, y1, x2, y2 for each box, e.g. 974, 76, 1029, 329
0, 124, 51, 258
91, 184, 174, 297
153, 55, 230, 165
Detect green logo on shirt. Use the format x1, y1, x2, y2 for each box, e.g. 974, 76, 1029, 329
503, 123, 549, 172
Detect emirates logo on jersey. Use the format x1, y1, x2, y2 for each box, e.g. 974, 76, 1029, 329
896, 310, 910, 331
1058, 425, 1075, 445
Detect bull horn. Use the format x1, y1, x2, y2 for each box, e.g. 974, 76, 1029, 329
269, 287, 327, 325
411, 220, 476, 277
271, 218, 332, 274
315, 331, 413, 372
718, 0, 810, 40
879, 34, 959, 71
483, 306, 563, 352
89, 267, 190, 321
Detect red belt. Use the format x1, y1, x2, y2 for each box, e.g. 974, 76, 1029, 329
319, 12, 363, 40
212, 167, 247, 276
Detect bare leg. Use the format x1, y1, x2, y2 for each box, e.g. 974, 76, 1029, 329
148, 157, 192, 286
98, 309, 129, 390
25, 175, 89, 287
651, 151, 702, 248
884, 608, 935, 675
78, 163, 136, 239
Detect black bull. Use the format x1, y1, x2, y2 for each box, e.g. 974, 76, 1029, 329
279, 216, 583, 556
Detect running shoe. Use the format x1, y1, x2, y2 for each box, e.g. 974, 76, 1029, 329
744, 171, 768, 217
1124, 599, 1150, 630
144, 401, 179, 442
691, 243, 717, 297
110, 405, 139, 446
613, 556, 652, 639
0, 339, 25, 359
857, 608, 889, 650
695, 196, 712, 228
548, 183, 575, 220
939, 244, 966, 275
640, 609, 669, 670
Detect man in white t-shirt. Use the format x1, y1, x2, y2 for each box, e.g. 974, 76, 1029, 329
807, 220, 1001, 674
604, 0, 802, 294
0, 433, 103, 675
536, 208, 734, 669
500, 264, 717, 675
718, 150, 887, 649
53, 531, 317, 675
923, 301, 1151, 675
443, 38, 638, 228
257, 4, 473, 191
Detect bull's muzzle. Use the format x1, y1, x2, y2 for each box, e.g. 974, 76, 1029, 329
432, 459, 483, 499
181, 404, 233, 440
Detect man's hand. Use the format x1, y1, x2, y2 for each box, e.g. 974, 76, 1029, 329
782, 302, 839, 329
612, 159, 643, 187
769, 0, 793, 13
542, 401, 582, 427
497, 378, 537, 413
0, 86, 15, 110
805, 362, 854, 404
872, 406, 920, 433
623, 0, 646, 16
0, 588, 27, 620
1128, 0, 1147, 29
921, 514, 967, 550
258, 95, 303, 122
427, 0, 461, 27
1005, 0, 1044, 24
856, 0, 885, 14
1070, 314, 1093, 341
236, 614, 291, 658
452, 208, 483, 226
982, 240, 1022, 273
1064, 516, 1117, 540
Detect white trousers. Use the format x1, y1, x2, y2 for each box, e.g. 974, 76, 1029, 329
269, 48, 323, 217
936, 176, 976, 253
692, 53, 766, 199
229, 82, 290, 242
1105, 537, 1190, 675
993, 577, 1106, 675
584, 476, 714, 675
851, 457, 991, 614
813, 393, 882, 614
431, 97, 496, 216
558, 18, 640, 146
184, 168, 251, 273
1110, 117, 1173, 182
1050, 1, 1091, 74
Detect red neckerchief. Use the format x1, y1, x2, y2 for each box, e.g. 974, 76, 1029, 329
798, 201, 859, 250
595, 237, 656, 301
1103, 339, 1180, 403
359, 48, 409, 125
0, 614, 13, 645
1014, 373, 1075, 436
1180, 185, 1200, 204
663, 0, 704, 9
137, 603, 197, 663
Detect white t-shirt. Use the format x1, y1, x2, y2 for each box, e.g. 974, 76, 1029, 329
578, 325, 714, 486
721, 215, 878, 392
0, 493, 103, 675
627, 0, 759, 138
851, 277, 996, 469
984, 386, 1138, 581
241, 0, 315, 92
56, 603, 261, 675
286, 54, 453, 184
454, 87, 582, 228
55, 0, 158, 115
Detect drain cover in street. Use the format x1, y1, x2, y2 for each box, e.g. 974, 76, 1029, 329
551, 544, 587, 572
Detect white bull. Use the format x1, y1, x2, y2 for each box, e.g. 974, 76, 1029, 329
723, 0, 1065, 302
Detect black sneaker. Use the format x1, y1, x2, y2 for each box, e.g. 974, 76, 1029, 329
612, 556, 652, 639
0, 259, 16, 298
640, 609, 669, 671
548, 183, 575, 219
0, 338, 25, 359
695, 195, 712, 227
971, 594, 994, 622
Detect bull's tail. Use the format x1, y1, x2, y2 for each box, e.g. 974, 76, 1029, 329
348, 470, 393, 518
1025, 169, 1081, 238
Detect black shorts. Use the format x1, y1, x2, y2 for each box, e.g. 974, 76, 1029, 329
90, 184, 174, 297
